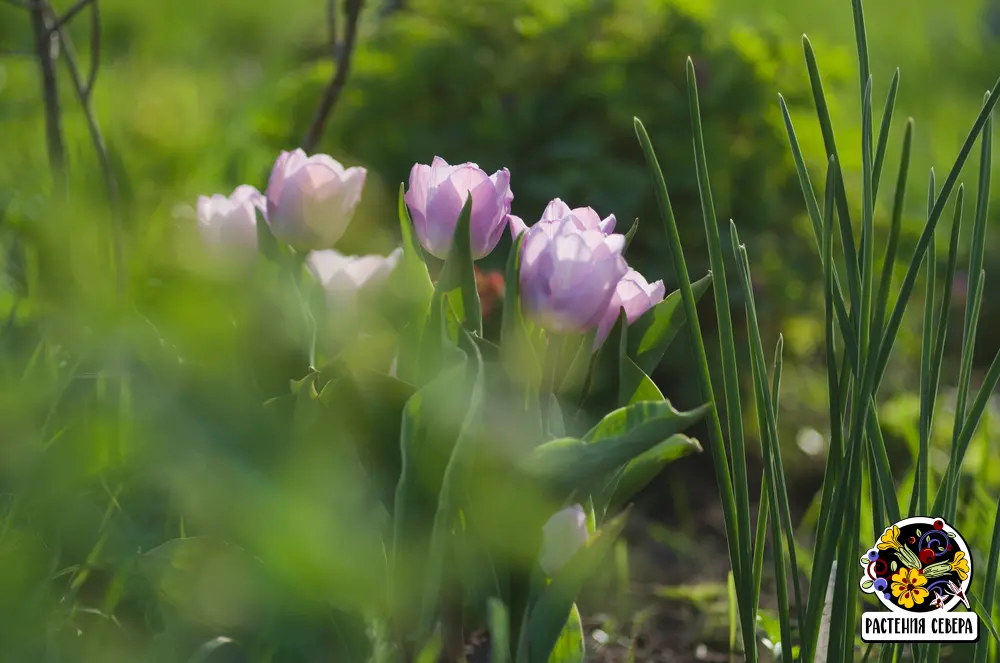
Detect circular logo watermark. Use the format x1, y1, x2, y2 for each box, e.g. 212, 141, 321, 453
859, 517, 978, 642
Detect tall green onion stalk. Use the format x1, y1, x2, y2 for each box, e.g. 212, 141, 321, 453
635, 0, 1000, 659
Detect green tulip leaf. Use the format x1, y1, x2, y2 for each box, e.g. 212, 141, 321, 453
618, 355, 663, 407
435, 196, 481, 335
598, 434, 702, 518
627, 272, 712, 375
623, 218, 639, 254
521, 400, 710, 494
139, 537, 270, 631
527, 511, 630, 663
255, 207, 281, 263
418, 325, 486, 640
488, 598, 512, 663
546, 603, 585, 663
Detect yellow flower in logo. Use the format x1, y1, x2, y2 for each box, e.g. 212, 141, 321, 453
878, 525, 902, 551
950, 551, 970, 581
891, 567, 929, 609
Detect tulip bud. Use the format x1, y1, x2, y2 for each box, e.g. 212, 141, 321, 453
519, 217, 628, 334
196, 184, 264, 257
266, 149, 366, 251
404, 156, 515, 260
594, 268, 666, 348
539, 504, 589, 575
306, 247, 403, 298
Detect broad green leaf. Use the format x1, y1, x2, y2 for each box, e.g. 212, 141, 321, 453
139, 537, 269, 630
489, 598, 512, 663
435, 197, 481, 335
419, 326, 486, 639
255, 207, 281, 263
521, 400, 709, 493
546, 603, 584, 663
600, 434, 702, 516
391, 184, 434, 382
393, 359, 471, 629
618, 355, 664, 408
501, 234, 542, 388
527, 512, 629, 663
579, 310, 626, 414
626, 273, 712, 376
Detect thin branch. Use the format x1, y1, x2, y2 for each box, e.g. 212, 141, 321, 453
302, 0, 364, 152
84, 0, 100, 98
48, 0, 91, 32
44, 0, 123, 292
29, 0, 67, 195
326, 0, 337, 61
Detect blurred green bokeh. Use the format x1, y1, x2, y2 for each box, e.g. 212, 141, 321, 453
3, 0, 1000, 660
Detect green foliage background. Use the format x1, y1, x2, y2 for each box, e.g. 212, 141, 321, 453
3, 0, 1000, 659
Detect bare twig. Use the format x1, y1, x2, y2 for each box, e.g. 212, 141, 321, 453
29, 0, 67, 195
84, 0, 101, 98
326, 0, 338, 61
302, 0, 365, 152
44, 0, 123, 291
48, 0, 91, 32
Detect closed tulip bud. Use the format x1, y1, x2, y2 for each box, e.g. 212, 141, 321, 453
266, 149, 366, 250
595, 268, 666, 348
306, 247, 403, 298
539, 505, 589, 575
196, 184, 264, 257
404, 156, 515, 259
519, 217, 628, 334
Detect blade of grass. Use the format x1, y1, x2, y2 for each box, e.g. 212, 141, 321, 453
874, 82, 1000, 393
973, 494, 1000, 663
752, 338, 784, 608
912, 172, 939, 516
871, 69, 900, 202
684, 58, 756, 660
803, 36, 862, 313
873, 118, 913, 340
945, 91, 992, 519
778, 95, 858, 370
923, 188, 965, 516
633, 117, 750, 662
804, 157, 844, 661
731, 227, 807, 656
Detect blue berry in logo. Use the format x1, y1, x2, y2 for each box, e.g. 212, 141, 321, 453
866, 549, 879, 562
874, 578, 887, 592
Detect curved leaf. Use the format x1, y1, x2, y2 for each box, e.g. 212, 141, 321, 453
627, 272, 712, 375
603, 434, 702, 515
527, 511, 630, 663
521, 400, 710, 493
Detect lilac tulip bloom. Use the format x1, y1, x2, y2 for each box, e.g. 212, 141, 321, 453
306, 247, 403, 298
539, 505, 589, 575
266, 149, 366, 250
196, 184, 264, 257
594, 268, 666, 348
404, 157, 515, 259
519, 217, 628, 334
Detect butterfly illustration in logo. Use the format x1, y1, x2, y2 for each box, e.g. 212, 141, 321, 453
946, 580, 971, 610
